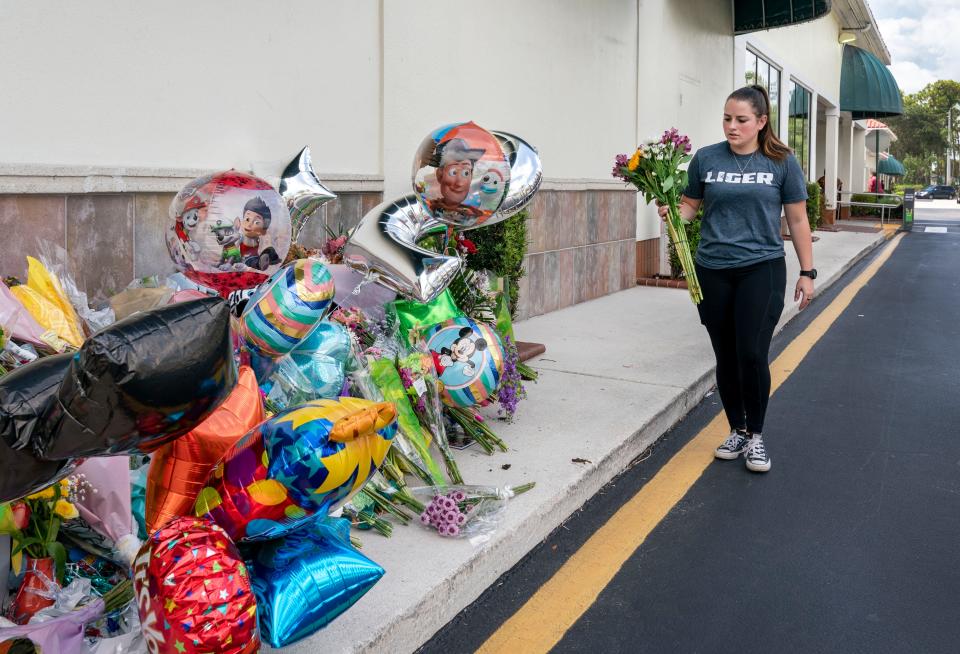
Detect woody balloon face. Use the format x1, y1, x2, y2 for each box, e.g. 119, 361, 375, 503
413, 122, 511, 228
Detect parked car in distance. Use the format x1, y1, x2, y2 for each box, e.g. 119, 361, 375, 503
915, 185, 957, 200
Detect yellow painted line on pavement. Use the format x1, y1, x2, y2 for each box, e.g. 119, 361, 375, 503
477, 233, 905, 654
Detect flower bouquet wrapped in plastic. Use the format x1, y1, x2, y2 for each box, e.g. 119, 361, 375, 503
411, 483, 535, 541
397, 349, 464, 484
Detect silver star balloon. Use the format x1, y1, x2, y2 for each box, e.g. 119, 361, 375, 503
279, 146, 337, 242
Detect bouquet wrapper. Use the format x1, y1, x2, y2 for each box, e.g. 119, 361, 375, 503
108, 288, 174, 321
0, 598, 104, 652
73, 458, 140, 565
9, 257, 85, 348
36, 245, 115, 333
0, 282, 50, 349
0, 534, 9, 608
368, 358, 446, 484
412, 484, 529, 543
388, 289, 463, 347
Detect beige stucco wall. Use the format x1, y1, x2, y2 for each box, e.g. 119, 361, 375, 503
634, 0, 734, 241
0, 1, 383, 176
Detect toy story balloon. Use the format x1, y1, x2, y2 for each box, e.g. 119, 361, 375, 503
413, 122, 511, 229
195, 397, 397, 542
167, 170, 291, 299
482, 130, 543, 227
37, 297, 237, 459
423, 317, 505, 408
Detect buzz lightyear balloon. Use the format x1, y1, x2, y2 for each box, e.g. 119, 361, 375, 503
167, 171, 292, 301
412, 122, 511, 229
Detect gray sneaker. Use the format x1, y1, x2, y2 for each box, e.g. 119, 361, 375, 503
744, 435, 771, 472
715, 431, 750, 460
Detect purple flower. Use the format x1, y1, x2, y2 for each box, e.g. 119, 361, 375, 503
420, 513, 430, 524
456, 513, 466, 525
453, 491, 466, 502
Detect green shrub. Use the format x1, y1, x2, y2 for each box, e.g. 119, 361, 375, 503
806, 182, 822, 232
465, 210, 529, 315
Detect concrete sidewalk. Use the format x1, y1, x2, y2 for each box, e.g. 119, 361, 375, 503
282, 227, 894, 653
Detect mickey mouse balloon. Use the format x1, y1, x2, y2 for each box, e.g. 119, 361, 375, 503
423, 317, 505, 408
413, 122, 511, 229
168, 171, 292, 300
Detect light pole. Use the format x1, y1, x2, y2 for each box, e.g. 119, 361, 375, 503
948, 103, 960, 185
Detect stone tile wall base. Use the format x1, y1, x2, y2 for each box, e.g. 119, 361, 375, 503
517, 189, 637, 321
0, 191, 381, 301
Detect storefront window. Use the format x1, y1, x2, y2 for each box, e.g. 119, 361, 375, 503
743, 50, 780, 133
788, 81, 811, 176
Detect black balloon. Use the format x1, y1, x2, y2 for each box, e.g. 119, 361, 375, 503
0, 353, 75, 502
36, 297, 237, 459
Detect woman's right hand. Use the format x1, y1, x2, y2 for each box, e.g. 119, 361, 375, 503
656, 202, 670, 222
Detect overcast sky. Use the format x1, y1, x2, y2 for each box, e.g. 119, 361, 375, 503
871, 0, 958, 94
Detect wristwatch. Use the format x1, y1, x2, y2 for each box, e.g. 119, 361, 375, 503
799, 269, 817, 279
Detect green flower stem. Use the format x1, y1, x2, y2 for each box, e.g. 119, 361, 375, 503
665, 198, 703, 304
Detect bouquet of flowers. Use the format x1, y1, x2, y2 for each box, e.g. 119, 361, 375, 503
398, 350, 464, 484
412, 483, 535, 540
613, 128, 702, 304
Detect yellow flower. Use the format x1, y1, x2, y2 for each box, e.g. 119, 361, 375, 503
54, 499, 79, 520
27, 487, 56, 501
59, 478, 70, 487
627, 148, 643, 171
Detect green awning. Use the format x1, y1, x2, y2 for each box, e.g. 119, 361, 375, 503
840, 45, 904, 119
734, 0, 832, 34
877, 155, 905, 176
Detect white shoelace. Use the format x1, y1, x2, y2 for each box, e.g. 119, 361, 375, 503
746, 437, 767, 460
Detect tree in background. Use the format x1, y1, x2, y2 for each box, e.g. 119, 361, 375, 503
887, 80, 960, 184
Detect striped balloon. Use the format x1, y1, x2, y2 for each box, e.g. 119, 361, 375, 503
423, 317, 505, 408
241, 258, 335, 359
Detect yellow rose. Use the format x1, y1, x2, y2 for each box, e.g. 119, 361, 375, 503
54, 499, 79, 520
27, 487, 56, 501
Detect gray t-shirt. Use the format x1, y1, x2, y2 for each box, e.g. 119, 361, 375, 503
683, 141, 808, 269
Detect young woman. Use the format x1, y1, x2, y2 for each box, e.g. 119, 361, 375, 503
659, 84, 814, 473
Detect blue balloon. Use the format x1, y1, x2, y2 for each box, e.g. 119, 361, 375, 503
248, 516, 384, 648
263, 321, 352, 408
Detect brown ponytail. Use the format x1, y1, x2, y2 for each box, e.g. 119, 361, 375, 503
728, 84, 792, 161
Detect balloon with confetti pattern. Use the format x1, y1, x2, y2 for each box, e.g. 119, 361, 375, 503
132, 516, 259, 654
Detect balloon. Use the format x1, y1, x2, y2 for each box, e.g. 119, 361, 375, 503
341, 194, 462, 303
326, 263, 397, 321
476, 131, 543, 228
279, 146, 337, 243
412, 122, 511, 229
264, 321, 351, 409
240, 259, 334, 360
195, 397, 397, 542
249, 517, 384, 648
422, 317, 505, 408
146, 366, 264, 534
167, 170, 291, 298
37, 297, 237, 459
0, 354, 75, 502
132, 517, 260, 654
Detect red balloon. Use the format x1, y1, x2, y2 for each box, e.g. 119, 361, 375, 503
133, 517, 259, 654
145, 366, 264, 534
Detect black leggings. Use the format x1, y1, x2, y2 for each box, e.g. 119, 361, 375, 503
696, 257, 786, 434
